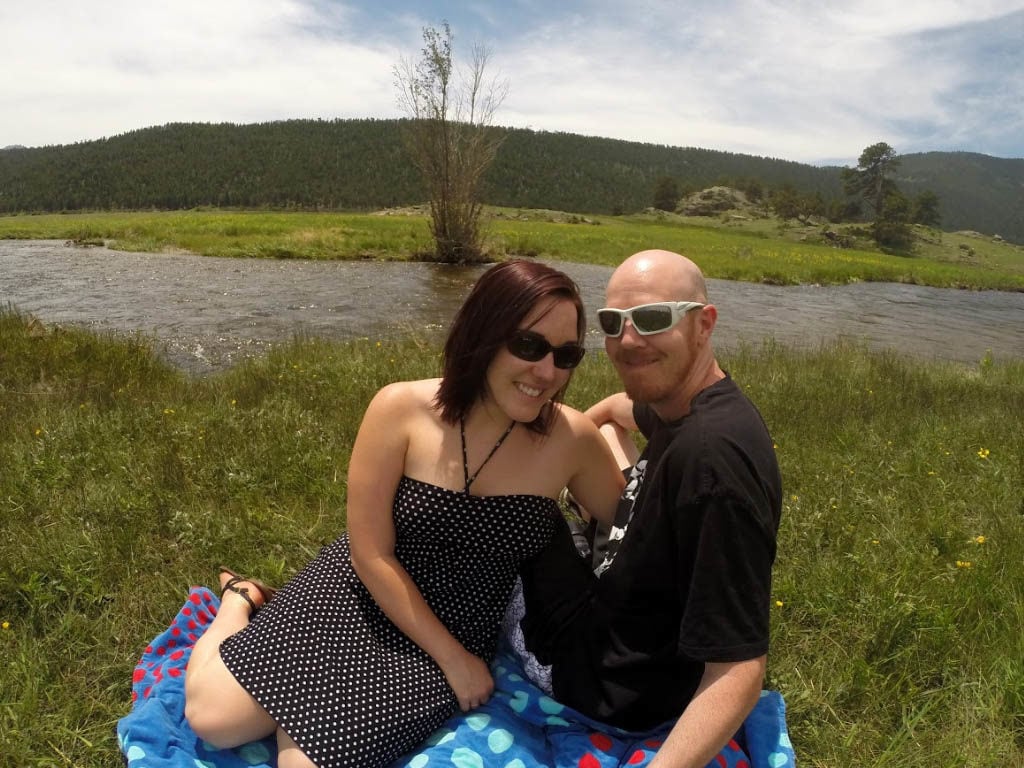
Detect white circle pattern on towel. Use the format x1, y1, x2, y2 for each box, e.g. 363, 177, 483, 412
219, 475, 561, 768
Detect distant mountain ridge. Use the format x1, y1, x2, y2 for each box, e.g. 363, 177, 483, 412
1, 119, 1021, 244
894, 152, 1024, 243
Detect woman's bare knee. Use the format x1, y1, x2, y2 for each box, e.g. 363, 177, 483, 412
184, 698, 237, 749
277, 728, 317, 768
184, 658, 275, 748
185, 696, 275, 750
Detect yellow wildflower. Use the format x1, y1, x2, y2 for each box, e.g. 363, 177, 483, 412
774, 600, 784, 608
974, 536, 986, 544
977, 448, 990, 459
1, 620, 9, 630
956, 560, 972, 569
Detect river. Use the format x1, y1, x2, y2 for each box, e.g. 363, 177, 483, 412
1, 240, 1021, 374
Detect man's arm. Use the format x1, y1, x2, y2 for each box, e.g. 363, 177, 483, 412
585, 393, 639, 471
584, 392, 637, 432
648, 656, 765, 768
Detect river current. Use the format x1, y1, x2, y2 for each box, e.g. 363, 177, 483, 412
1, 240, 1021, 374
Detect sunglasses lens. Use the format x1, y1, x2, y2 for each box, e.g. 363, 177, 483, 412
631, 305, 674, 334
597, 310, 623, 336
508, 332, 584, 369
507, 333, 547, 362
552, 345, 585, 369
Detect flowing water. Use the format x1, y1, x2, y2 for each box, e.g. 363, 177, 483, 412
2, 240, 1021, 375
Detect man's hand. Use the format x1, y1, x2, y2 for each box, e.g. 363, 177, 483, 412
649, 657, 765, 768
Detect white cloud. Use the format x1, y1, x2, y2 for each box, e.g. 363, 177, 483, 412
2, 0, 1022, 162
1, 0, 402, 146
490, 0, 1024, 162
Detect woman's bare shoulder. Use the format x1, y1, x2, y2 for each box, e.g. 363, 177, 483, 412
368, 378, 442, 417
550, 402, 600, 438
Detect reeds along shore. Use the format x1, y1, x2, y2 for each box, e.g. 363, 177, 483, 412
1, 310, 1022, 767
1, 208, 1023, 291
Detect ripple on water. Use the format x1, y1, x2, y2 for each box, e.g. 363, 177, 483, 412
1, 240, 1021, 373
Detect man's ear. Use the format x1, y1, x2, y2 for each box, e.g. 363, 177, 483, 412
698, 304, 718, 338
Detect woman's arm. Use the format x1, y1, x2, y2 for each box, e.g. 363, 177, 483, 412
346, 383, 493, 711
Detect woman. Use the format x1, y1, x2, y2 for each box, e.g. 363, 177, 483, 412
184, 260, 625, 768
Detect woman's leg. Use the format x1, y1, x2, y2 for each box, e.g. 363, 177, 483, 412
183, 572, 278, 748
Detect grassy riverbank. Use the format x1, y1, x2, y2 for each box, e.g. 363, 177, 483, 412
1, 309, 1022, 767
2, 208, 1023, 291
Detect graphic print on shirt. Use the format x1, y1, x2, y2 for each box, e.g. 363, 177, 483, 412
594, 458, 647, 576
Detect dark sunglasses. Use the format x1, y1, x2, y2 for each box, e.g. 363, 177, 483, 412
597, 301, 705, 337
506, 330, 585, 369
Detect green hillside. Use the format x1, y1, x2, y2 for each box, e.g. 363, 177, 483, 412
1, 119, 1022, 243
895, 152, 1024, 242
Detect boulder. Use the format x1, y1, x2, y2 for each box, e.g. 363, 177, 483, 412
677, 186, 753, 216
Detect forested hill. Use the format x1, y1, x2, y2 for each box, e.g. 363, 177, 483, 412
894, 152, 1024, 244
0, 119, 838, 212
1, 119, 1022, 243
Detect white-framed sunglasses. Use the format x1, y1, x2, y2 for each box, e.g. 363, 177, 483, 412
597, 301, 705, 337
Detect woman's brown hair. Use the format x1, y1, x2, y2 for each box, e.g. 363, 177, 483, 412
435, 260, 585, 434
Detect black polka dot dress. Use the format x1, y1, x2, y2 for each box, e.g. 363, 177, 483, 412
219, 476, 561, 768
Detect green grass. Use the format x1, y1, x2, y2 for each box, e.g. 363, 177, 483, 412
2, 208, 1023, 291
0, 210, 437, 262
1, 309, 1022, 766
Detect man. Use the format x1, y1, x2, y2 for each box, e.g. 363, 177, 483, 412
519, 249, 783, 768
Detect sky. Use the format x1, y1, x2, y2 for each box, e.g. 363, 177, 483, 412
2, 0, 1023, 166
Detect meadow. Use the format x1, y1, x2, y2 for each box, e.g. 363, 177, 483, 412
2, 206, 1023, 765
1, 307, 1022, 767
2, 207, 1023, 291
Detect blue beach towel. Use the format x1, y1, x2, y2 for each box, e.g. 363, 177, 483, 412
118, 588, 795, 768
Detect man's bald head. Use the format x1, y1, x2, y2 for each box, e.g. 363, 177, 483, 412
603, 249, 722, 420
607, 249, 708, 304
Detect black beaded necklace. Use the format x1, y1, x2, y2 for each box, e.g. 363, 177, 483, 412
459, 417, 516, 493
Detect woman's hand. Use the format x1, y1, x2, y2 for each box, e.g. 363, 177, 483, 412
439, 648, 495, 711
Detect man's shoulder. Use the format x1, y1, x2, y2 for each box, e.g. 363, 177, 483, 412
692, 376, 771, 437
651, 378, 780, 503
697, 373, 750, 407
641, 378, 762, 444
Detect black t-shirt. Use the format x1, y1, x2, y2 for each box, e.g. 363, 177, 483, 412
520, 375, 782, 730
